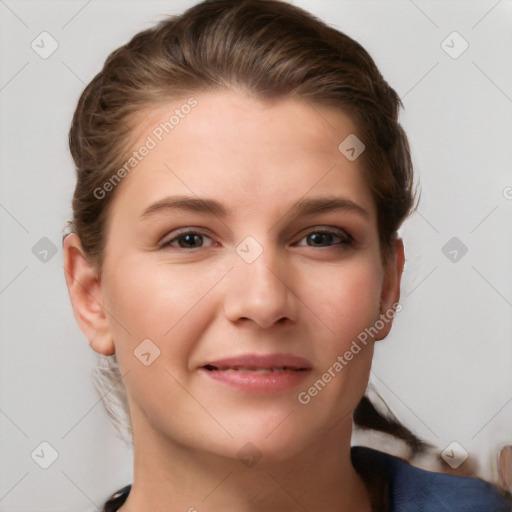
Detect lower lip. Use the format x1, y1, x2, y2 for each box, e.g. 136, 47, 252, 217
199, 368, 311, 393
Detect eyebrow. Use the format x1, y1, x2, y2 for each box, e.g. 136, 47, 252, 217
139, 195, 369, 221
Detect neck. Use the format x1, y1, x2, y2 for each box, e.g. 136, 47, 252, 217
119, 416, 372, 512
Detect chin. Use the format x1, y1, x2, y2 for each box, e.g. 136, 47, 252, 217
215, 412, 321, 464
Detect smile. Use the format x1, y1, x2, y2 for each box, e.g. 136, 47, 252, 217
203, 365, 308, 373
199, 353, 312, 392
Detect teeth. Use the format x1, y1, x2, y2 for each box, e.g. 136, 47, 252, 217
219, 366, 294, 373
204, 365, 306, 372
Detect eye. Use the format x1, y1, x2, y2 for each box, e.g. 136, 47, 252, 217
159, 229, 214, 250
295, 228, 352, 248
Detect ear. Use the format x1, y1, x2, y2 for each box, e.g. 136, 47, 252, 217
62, 233, 115, 356
375, 236, 405, 341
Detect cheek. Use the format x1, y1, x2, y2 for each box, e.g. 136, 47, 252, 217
102, 255, 224, 364
299, 258, 383, 350
293, 261, 383, 417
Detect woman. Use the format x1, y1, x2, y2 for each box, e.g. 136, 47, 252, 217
63, 1, 511, 510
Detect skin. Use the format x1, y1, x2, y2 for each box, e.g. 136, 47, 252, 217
63, 89, 404, 512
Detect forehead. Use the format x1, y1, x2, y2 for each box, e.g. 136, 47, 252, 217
133, 89, 358, 152
108, 89, 375, 222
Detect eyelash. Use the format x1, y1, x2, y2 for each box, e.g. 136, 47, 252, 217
159, 227, 353, 250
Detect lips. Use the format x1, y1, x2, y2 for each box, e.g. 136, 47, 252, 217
203, 365, 305, 373
200, 353, 313, 372
199, 353, 312, 393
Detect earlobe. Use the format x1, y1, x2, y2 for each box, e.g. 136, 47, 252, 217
376, 237, 405, 341
62, 233, 115, 356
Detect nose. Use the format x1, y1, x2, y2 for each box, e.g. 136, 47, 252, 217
223, 244, 297, 329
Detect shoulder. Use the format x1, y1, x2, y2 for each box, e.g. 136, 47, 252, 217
351, 446, 511, 512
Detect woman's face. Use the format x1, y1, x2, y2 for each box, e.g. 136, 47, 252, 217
82, 90, 401, 461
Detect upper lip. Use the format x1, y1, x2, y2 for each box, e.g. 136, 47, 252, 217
200, 353, 313, 371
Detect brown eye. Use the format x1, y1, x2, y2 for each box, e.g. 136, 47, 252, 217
160, 230, 213, 250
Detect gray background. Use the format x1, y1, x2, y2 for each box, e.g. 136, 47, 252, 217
0, 0, 511, 510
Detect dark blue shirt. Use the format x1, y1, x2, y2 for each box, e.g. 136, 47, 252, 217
351, 446, 510, 511
100, 446, 511, 511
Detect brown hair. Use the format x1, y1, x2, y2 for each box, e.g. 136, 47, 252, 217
68, 0, 418, 448
69, 0, 415, 270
